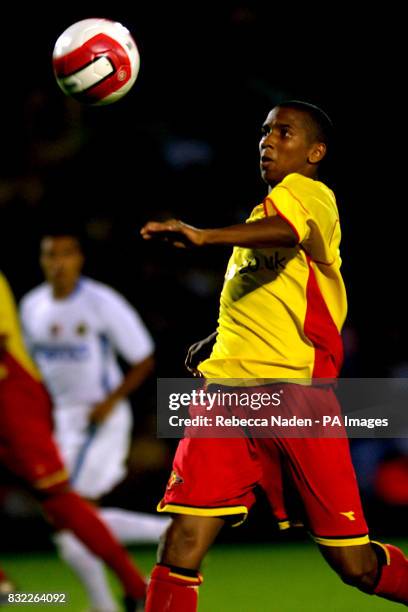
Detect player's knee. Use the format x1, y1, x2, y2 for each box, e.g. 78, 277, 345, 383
159, 516, 206, 567
164, 519, 201, 556
336, 557, 377, 592
320, 543, 378, 593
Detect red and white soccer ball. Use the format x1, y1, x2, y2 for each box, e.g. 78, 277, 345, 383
52, 18, 140, 105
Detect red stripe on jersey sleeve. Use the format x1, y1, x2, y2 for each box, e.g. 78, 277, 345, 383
262, 198, 268, 217
269, 199, 301, 243
304, 255, 344, 378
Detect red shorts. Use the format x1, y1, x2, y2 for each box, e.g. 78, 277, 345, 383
0, 354, 68, 490
158, 384, 369, 546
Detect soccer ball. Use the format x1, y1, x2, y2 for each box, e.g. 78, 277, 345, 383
52, 18, 140, 105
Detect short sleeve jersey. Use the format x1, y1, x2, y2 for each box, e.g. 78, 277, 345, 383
20, 277, 154, 406
199, 173, 347, 380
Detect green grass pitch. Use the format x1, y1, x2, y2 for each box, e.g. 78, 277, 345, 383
1, 539, 406, 611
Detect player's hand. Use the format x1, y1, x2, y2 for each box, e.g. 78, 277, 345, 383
89, 398, 116, 424
185, 331, 218, 376
140, 219, 206, 248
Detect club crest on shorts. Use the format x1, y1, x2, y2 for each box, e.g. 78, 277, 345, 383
166, 470, 184, 490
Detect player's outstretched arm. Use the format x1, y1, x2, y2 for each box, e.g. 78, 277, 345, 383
140, 216, 298, 249
140, 219, 206, 248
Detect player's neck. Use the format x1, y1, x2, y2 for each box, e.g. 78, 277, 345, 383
51, 283, 77, 300
267, 169, 319, 192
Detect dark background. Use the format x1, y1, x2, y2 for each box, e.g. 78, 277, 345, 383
0, 5, 407, 547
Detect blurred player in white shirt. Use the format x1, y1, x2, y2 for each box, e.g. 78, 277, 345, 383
21, 230, 169, 612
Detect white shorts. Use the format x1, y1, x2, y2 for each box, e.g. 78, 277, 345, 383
53, 401, 132, 499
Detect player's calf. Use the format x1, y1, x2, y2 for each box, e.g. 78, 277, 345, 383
159, 514, 224, 569
36, 485, 146, 601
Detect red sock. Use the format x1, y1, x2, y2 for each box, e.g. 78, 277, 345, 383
373, 542, 408, 604
42, 490, 146, 599
145, 564, 203, 612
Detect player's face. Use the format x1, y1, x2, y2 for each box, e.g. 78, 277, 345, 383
40, 237, 84, 294
259, 107, 320, 186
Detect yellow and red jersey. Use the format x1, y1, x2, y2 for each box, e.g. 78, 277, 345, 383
0, 272, 41, 382
0, 272, 68, 489
199, 173, 346, 380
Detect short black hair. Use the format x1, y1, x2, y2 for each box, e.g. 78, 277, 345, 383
40, 221, 86, 252
276, 100, 333, 147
